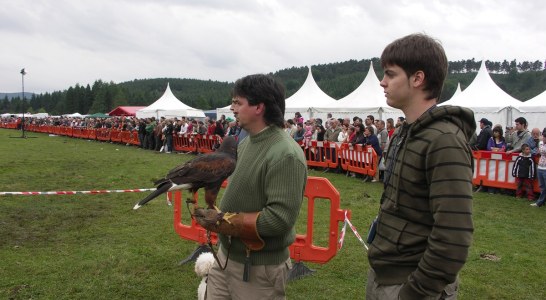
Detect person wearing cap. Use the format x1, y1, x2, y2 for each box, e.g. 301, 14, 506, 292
506, 117, 531, 153
474, 118, 493, 150
531, 128, 546, 208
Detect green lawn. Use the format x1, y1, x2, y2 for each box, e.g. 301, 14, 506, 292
0, 128, 544, 299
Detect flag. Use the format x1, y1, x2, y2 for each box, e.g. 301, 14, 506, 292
20, 68, 26, 75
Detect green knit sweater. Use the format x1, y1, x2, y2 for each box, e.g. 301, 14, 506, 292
368, 105, 476, 299
219, 126, 307, 265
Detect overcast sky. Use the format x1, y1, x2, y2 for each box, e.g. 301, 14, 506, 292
1, 0, 544, 93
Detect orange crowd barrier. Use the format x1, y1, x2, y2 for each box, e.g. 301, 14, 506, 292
196, 134, 220, 154
473, 150, 540, 193
172, 176, 350, 265
173, 133, 198, 153
96, 128, 111, 142
339, 143, 378, 177
110, 129, 122, 143
4, 123, 543, 193
303, 141, 330, 169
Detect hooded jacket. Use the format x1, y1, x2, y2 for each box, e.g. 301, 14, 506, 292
368, 105, 476, 299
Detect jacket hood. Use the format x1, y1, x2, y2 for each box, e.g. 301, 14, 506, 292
408, 105, 476, 141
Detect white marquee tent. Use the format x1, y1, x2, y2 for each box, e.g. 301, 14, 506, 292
516, 89, 546, 128
441, 61, 523, 129
136, 83, 205, 119
215, 66, 340, 121
284, 66, 338, 120
317, 62, 402, 121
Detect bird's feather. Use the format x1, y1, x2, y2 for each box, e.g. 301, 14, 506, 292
134, 136, 237, 210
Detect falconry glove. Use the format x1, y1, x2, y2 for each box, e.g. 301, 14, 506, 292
193, 208, 265, 251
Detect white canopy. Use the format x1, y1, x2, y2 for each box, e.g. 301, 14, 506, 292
63, 112, 84, 118
448, 82, 462, 101
284, 66, 338, 120
441, 61, 523, 128
316, 62, 402, 121
136, 83, 205, 119
515, 89, 546, 128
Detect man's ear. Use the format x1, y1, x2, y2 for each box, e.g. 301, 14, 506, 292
412, 70, 426, 88
255, 103, 265, 115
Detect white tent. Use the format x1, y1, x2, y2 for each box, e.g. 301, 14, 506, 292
516, 89, 546, 128
63, 112, 84, 118
316, 62, 402, 121
441, 61, 523, 129
136, 83, 205, 119
449, 82, 462, 100
284, 66, 338, 120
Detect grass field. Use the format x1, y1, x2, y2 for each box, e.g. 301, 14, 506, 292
0, 128, 544, 299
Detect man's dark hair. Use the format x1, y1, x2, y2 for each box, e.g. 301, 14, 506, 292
232, 74, 286, 128
381, 33, 448, 100
514, 117, 528, 127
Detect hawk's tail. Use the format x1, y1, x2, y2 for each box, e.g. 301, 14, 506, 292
133, 182, 172, 210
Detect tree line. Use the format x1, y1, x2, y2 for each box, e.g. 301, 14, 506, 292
2, 58, 545, 115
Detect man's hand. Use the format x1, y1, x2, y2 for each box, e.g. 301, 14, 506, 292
193, 208, 264, 251
193, 208, 225, 230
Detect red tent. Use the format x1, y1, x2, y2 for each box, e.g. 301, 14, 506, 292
108, 106, 146, 117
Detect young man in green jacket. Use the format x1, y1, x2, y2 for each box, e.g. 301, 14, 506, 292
195, 74, 307, 299
366, 34, 476, 300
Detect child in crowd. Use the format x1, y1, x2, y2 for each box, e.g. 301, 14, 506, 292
512, 144, 536, 200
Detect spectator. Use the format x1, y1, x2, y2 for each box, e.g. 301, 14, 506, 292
395, 116, 405, 128
386, 118, 395, 138
526, 128, 542, 155
364, 125, 382, 183
315, 124, 326, 141
487, 126, 507, 151
163, 119, 174, 153
350, 123, 366, 145
512, 144, 536, 201
145, 118, 156, 150
293, 122, 305, 143
474, 118, 493, 150
325, 118, 341, 142
303, 120, 314, 146
506, 117, 531, 153
137, 119, 146, 148
294, 112, 304, 124
531, 128, 546, 208
338, 123, 350, 142
367, 33, 474, 299
214, 120, 225, 137
376, 120, 389, 151
284, 119, 296, 137
365, 115, 377, 134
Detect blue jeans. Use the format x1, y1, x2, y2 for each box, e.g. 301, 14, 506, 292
536, 168, 546, 206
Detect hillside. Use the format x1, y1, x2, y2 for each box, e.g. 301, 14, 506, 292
2, 58, 545, 115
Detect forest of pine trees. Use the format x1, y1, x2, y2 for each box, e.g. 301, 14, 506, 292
2, 58, 545, 115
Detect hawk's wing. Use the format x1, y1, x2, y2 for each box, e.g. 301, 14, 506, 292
160, 152, 236, 190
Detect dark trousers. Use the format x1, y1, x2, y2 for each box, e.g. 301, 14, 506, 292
515, 177, 535, 200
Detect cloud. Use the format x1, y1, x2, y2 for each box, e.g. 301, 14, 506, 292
1, 0, 544, 93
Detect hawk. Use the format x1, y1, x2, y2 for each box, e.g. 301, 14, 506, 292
133, 136, 237, 211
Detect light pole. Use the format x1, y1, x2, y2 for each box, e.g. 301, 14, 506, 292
20, 68, 27, 138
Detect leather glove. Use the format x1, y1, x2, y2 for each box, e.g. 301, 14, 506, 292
194, 208, 265, 251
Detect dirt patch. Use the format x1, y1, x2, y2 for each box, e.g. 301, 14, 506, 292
480, 252, 501, 262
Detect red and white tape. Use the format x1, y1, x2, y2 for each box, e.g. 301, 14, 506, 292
338, 210, 369, 251
0, 188, 156, 196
